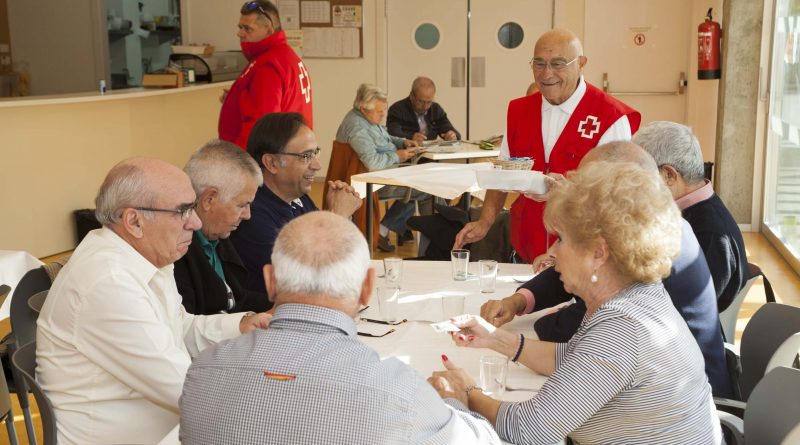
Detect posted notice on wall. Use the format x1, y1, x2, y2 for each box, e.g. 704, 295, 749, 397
303, 27, 360, 58
332, 5, 361, 27
301, 1, 331, 24
277, 0, 301, 30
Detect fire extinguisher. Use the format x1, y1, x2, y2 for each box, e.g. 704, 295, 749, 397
698, 8, 721, 79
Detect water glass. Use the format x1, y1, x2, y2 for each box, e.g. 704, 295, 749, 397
383, 257, 403, 286
480, 355, 508, 396
478, 260, 498, 293
376, 286, 400, 323
451, 249, 470, 281
441, 295, 465, 319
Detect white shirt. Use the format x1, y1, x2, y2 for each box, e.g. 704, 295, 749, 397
500, 77, 632, 163
36, 227, 243, 445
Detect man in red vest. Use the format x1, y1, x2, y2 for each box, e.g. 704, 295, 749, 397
219, 1, 313, 149
454, 29, 641, 263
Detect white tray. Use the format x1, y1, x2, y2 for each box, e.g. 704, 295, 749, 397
475, 169, 548, 194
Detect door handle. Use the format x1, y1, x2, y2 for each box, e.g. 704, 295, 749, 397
451, 57, 465, 88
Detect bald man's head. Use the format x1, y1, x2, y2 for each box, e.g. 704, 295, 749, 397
532, 28, 587, 105
579, 141, 657, 172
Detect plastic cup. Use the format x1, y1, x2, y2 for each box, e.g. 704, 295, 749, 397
480, 355, 508, 396
383, 257, 403, 286
441, 295, 465, 319
451, 249, 470, 281
376, 286, 400, 323
478, 260, 498, 293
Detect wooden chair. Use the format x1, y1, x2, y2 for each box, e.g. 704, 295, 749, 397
324, 141, 380, 248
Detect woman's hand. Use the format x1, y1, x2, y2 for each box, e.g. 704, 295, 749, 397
403, 139, 420, 148
397, 147, 418, 162
428, 354, 475, 406
450, 315, 519, 357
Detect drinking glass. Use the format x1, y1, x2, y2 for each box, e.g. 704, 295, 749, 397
480, 355, 508, 396
376, 286, 400, 323
451, 249, 470, 281
383, 257, 403, 286
441, 295, 465, 319
478, 260, 498, 293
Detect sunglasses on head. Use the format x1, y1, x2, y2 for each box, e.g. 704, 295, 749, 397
241, 1, 274, 26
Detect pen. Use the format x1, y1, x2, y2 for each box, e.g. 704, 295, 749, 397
358, 305, 370, 313
362, 318, 407, 326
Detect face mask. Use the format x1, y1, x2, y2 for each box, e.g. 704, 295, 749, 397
240, 35, 273, 60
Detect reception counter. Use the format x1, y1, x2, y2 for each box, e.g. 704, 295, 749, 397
0, 82, 232, 257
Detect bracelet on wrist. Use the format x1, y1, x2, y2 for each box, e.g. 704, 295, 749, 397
464, 384, 483, 397
510, 333, 525, 363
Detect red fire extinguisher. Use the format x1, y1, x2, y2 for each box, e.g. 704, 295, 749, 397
698, 8, 721, 79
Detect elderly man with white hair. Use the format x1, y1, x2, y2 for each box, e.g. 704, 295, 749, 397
174, 139, 270, 314
632, 121, 748, 312
180, 211, 500, 444
36, 157, 272, 445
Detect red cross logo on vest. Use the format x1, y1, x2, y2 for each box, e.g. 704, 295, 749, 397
577, 115, 601, 139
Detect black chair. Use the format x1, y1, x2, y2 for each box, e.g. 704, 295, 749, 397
27, 291, 47, 314
11, 342, 56, 445
0, 285, 18, 445
3, 267, 52, 445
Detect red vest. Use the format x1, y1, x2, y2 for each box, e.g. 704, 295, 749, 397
219, 30, 313, 149
506, 82, 641, 262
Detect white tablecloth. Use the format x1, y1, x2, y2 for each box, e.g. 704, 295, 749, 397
0, 250, 44, 320
350, 162, 494, 200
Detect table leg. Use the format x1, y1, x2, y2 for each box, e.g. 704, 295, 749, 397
459, 192, 471, 212
366, 182, 374, 256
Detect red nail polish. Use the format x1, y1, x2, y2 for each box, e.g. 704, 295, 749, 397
441, 354, 449, 362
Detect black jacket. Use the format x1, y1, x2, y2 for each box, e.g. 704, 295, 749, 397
174, 232, 271, 315
386, 97, 461, 141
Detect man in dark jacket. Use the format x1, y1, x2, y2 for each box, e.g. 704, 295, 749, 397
173, 139, 270, 314
387, 77, 460, 144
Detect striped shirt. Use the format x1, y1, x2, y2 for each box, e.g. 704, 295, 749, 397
496, 282, 722, 445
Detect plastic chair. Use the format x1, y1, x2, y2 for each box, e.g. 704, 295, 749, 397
11, 342, 56, 445
726, 302, 800, 402
3, 267, 52, 445
718, 366, 800, 445
0, 285, 18, 445
719, 263, 776, 343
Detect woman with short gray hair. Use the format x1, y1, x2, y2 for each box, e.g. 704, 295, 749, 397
335, 83, 428, 252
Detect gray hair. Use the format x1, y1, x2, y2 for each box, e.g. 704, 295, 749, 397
94, 162, 156, 226
272, 212, 370, 300
184, 139, 262, 203
632, 121, 706, 184
411, 76, 435, 95
353, 83, 387, 110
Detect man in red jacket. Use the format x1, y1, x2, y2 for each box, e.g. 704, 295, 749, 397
454, 28, 640, 263
219, 1, 313, 149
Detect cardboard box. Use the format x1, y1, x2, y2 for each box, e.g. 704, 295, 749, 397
142, 67, 185, 88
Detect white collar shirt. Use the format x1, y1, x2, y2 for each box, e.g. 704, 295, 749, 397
36, 227, 243, 445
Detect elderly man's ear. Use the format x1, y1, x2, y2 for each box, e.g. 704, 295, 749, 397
199, 187, 219, 211
263, 264, 277, 303
121, 208, 145, 238
359, 268, 376, 307
659, 164, 680, 186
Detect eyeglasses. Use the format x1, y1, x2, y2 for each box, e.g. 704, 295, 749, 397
529, 56, 580, 72
241, 1, 274, 27
134, 201, 198, 221
277, 147, 321, 164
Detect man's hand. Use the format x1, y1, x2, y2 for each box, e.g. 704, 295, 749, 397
440, 130, 457, 141
522, 172, 566, 202
325, 180, 362, 217
239, 312, 272, 334
219, 88, 230, 104
453, 219, 492, 249
411, 132, 426, 145
480, 293, 526, 327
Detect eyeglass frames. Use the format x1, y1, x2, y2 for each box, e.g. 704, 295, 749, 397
241, 1, 274, 27
529, 56, 580, 72
134, 200, 198, 221
276, 147, 321, 164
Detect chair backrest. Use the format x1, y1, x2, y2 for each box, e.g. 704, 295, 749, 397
744, 366, 800, 445
27, 290, 48, 314
0, 285, 10, 303
11, 342, 56, 445
10, 267, 51, 347
325, 141, 379, 246
739, 302, 800, 400
719, 263, 762, 343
